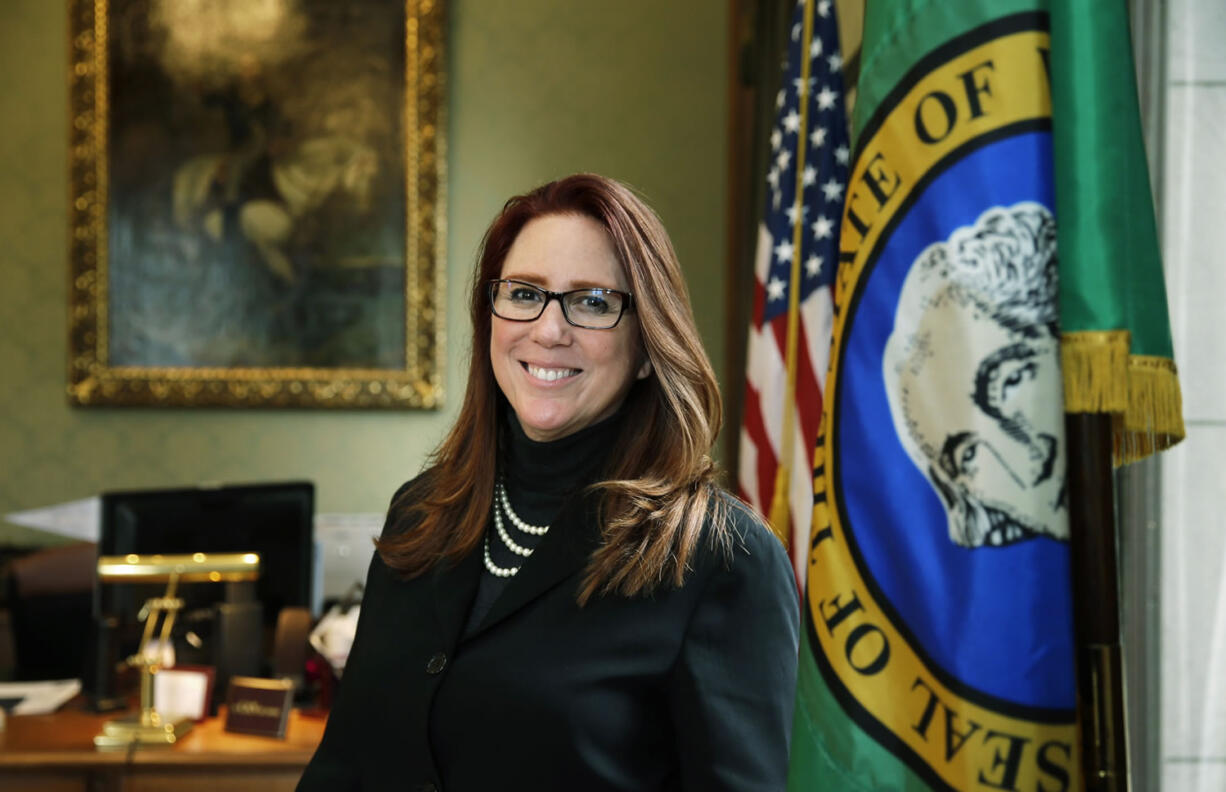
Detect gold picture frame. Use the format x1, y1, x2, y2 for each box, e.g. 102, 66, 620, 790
68, 0, 445, 408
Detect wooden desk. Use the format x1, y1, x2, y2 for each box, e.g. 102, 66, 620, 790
0, 705, 325, 792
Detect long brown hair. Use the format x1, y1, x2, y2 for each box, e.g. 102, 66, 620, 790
376, 173, 729, 602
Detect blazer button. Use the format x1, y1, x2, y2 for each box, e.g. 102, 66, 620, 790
425, 651, 447, 674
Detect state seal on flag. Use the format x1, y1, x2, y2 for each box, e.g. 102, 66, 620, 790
806, 13, 1078, 791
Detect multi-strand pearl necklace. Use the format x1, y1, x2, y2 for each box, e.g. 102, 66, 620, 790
482, 479, 550, 578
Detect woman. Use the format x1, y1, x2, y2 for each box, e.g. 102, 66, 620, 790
298, 174, 799, 791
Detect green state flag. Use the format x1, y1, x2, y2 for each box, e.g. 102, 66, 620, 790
1050, 1, 1184, 461
788, 1, 1182, 790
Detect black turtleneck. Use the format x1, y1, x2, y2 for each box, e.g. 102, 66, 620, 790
462, 405, 625, 634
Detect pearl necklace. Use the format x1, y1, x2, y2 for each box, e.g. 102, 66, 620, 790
483, 480, 551, 578
497, 482, 549, 534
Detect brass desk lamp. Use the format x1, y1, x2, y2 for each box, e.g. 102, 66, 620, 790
93, 552, 260, 750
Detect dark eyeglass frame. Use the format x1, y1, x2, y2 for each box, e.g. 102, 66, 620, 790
487, 279, 634, 329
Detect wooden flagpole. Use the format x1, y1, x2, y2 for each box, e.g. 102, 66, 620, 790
1065, 412, 1130, 791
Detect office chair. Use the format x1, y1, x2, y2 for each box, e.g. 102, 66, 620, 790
6, 542, 95, 681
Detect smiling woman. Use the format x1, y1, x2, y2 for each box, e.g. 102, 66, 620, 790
297, 174, 800, 791
490, 213, 652, 442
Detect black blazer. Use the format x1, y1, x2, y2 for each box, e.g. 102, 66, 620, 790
298, 477, 800, 791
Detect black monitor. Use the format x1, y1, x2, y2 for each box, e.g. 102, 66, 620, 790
92, 481, 314, 708
97, 481, 314, 625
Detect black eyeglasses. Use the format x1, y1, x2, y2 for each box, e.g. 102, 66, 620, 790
488, 279, 633, 330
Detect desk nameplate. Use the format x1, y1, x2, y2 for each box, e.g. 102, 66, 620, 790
223, 677, 294, 739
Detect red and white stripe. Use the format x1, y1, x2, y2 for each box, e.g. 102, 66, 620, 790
738, 225, 834, 585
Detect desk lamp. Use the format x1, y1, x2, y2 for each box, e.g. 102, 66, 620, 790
93, 552, 260, 750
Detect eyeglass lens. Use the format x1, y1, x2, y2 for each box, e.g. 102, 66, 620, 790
490, 281, 626, 329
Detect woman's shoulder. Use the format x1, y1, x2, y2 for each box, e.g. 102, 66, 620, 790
388, 470, 430, 504
683, 486, 799, 622
381, 468, 438, 539
698, 487, 794, 580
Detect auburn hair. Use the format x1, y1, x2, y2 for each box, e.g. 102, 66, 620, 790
375, 173, 730, 603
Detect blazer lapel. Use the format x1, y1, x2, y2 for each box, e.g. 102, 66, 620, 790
466, 490, 601, 638
431, 542, 484, 648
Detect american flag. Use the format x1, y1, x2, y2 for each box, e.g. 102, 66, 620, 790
738, 0, 849, 583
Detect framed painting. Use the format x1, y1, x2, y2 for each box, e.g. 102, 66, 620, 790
67, 0, 445, 408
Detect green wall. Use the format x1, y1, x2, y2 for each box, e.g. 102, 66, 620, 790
0, 1, 730, 545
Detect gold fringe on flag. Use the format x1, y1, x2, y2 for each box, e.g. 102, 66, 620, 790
1061, 330, 1186, 465
1060, 330, 1131, 414
1117, 355, 1186, 464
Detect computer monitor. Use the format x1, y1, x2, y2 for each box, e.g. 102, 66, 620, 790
96, 481, 314, 626
92, 481, 314, 708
